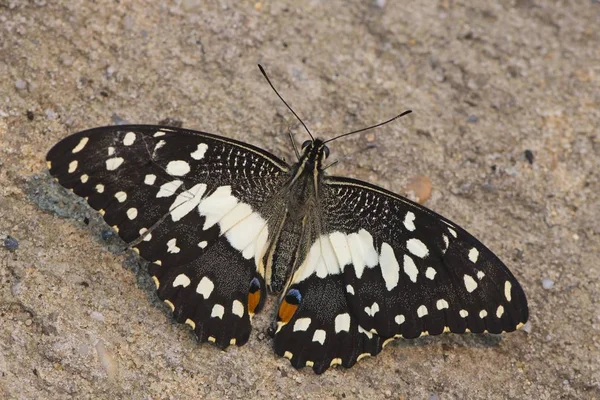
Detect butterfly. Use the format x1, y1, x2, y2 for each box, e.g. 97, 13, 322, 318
46, 65, 528, 374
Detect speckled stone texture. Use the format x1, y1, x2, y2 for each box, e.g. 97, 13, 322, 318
1, 1, 599, 399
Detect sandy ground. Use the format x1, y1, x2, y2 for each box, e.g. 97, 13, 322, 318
1, 1, 599, 399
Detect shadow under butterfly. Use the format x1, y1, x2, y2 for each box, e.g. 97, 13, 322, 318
46, 65, 528, 374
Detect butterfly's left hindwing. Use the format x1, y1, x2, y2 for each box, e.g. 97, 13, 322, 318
47, 125, 289, 347
274, 176, 528, 373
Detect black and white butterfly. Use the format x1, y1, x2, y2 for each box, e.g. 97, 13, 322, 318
46, 67, 528, 374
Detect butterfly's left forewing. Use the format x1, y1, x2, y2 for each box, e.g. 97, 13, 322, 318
274, 175, 528, 373
47, 125, 289, 347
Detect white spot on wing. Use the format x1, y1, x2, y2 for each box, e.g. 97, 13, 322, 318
448, 227, 457, 238
293, 318, 311, 332
294, 229, 380, 283
123, 131, 136, 146
197, 185, 239, 230
172, 274, 191, 287
303, 236, 340, 280
166, 160, 190, 176
505, 281, 512, 302
329, 231, 352, 267
347, 229, 379, 278
211, 304, 225, 319
139, 228, 152, 242
106, 157, 124, 170
80, 174, 89, 183
403, 211, 416, 231
403, 255, 418, 283
334, 313, 351, 333
198, 241, 208, 249
379, 242, 400, 291
169, 183, 207, 222
496, 305, 504, 318
68, 160, 78, 173
107, 147, 115, 156
95, 184, 104, 193
126, 207, 138, 220
459, 309, 469, 318
232, 300, 244, 318
166, 238, 180, 254
436, 299, 449, 310
144, 174, 156, 185
245, 224, 270, 269
312, 329, 326, 345
364, 302, 380, 317
154, 139, 166, 152
479, 310, 488, 319
417, 305, 428, 317
463, 274, 478, 293
191, 143, 208, 160
395, 315, 405, 325
358, 325, 373, 338
153, 131, 165, 137
425, 267, 437, 280
468, 248, 479, 263
114, 191, 127, 203
225, 211, 267, 261
476, 270, 485, 280
156, 180, 183, 198
196, 277, 214, 299
406, 238, 429, 258
346, 285, 355, 295
72, 137, 89, 153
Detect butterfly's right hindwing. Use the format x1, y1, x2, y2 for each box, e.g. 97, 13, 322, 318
47, 125, 289, 347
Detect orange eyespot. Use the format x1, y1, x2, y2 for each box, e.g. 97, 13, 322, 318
248, 289, 262, 314
247, 276, 263, 314
277, 288, 302, 323
278, 299, 298, 323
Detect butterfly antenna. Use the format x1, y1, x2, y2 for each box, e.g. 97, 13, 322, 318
258, 64, 314, 141
323, 109, 412, 144
323, 143, 377, 170
288, 127, 301, 160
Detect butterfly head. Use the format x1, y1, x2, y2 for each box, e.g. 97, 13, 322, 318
300, 138, 330, 170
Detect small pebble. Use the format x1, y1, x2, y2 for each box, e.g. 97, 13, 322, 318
4, 235, 19, 250
26, 110, 34, 120
467, 115, 479, 123
158, 117, 183, 128
375, 0, 386, 7
25, 319, 33, 326
521, 321, 532, 334
15, 79, 27, 90
542, 278, 554, 290
90, 311, 105, 322
403, 175, 432, 204
106, 66, 116, 78
95, 340, 117, 381
524, 149, 534, 164
429, 394, 441, 400
45, 109, 57, 120
101, 230, 115, 241
122, 14, 134, 30
111, 113, 130, 125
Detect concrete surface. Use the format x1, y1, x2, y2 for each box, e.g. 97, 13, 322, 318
1, 1, 599, 399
